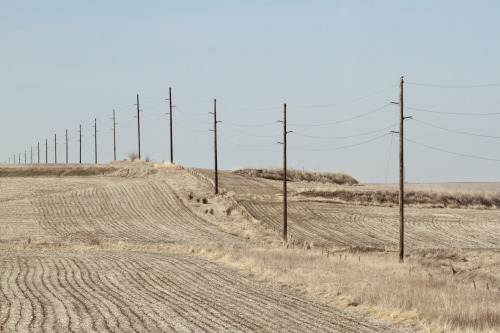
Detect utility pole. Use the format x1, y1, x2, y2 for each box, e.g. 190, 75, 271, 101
283, 103, 288, 242
54, 134, 57, 164
18, 152, 20, 164
136, 94, 141, 160
45, 139, 48, 164
78, 124, 82, 164
169, 87, 173, 164
113, 109, 116, 161
399, 76, 405, 263
94, 118, 97, 164
37, 142, 40, 164
65, 129, 68, 164
213, 99, 219, 194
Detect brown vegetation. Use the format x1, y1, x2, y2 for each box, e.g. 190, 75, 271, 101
296, 188, 500, 209
233, 167, 359, 185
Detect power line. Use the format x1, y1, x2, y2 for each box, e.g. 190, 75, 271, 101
293, 124, 395, 140
217, 101, 281, 111
406, 106, 500, 116
289, 132, 390, 151
406, 82, 500, 88
289, 103, 392, 127
222, 120, 279, 128
175, 106, 209, 116
406, 138, 500, 162
288, 84, 397, 109
219, 137, 277, 148
221, 122, 281, 138
172, 121, 210, 133
412, 118, 500, 139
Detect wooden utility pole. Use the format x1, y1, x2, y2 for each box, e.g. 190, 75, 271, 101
54, 134, 57, 164
45, 139, 48, 164
137, 94, 141, 160
399, 76, 405, 263
283, 103, 288, 242
18, 152, 20, 164
169, 87, 173, 164
94, 118, 97, 164
65, 129, 68, 164
30, 147, 33, 164
37, 142, 40, 164
213, 99, 219, 194
113, 109, 116, 161
79, 124, 82, 164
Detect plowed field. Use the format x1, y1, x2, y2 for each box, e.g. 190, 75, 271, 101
0, 164, 408, 332
195, 169, 500, 249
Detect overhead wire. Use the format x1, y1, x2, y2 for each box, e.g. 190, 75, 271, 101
406, 106, 500, 116
406, 82, 500, 88
289, 132, 390, 151
289, 103, 392, 127
412, 118, 500, 139
220, 122, 281, 138
292, 124, 395, 140
219, 137, 277, 148
288, 84, 397, 109
405, 138, 500, 162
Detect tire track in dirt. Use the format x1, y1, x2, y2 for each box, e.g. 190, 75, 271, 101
0, 250, 407, 332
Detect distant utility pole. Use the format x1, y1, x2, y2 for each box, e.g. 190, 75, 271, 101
169, 87, 173, 164
78, 124, 82, 164
94, 118, 97, 164
136, 94, 141, 160
112, 109, 116, 161
398, 76, 405, 263
210, 99, 219, 194
30, 147, 33, 164
65, 129, 68, 164
37, 142, 40, 164
45, 139, 48, 164
18, 152, 20, 164
283, 103, 288, 242
54, 134, 57, 164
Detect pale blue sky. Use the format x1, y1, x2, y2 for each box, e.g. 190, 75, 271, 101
1, 1, 500, 182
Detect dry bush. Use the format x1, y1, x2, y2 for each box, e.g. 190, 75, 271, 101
128, 152, 139, 162
233, 167, 358, 185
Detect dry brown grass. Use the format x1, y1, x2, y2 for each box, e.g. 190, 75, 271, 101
197, 245, 500, 333
233, 167, 358, 185
295, 188, 500, 209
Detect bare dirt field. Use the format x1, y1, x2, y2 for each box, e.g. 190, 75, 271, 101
0, 163, 411, 333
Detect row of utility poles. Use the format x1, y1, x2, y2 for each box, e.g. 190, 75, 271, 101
208, 77, 407, 263
11, 88, 176, 166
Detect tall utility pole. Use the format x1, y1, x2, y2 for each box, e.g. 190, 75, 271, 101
113, 109, 116, 161
37, 142, 40, 164
65, 129, 68, 164
45, 139, 48, 164
399, 76, 405, 263
94, 118, 97, 164
169, 87, 173, 164
54, 134, 57, 164
283, 103, 288, 242
136, 94, 141, 160
213, 99, 219, 194
78, 124, 82, 164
